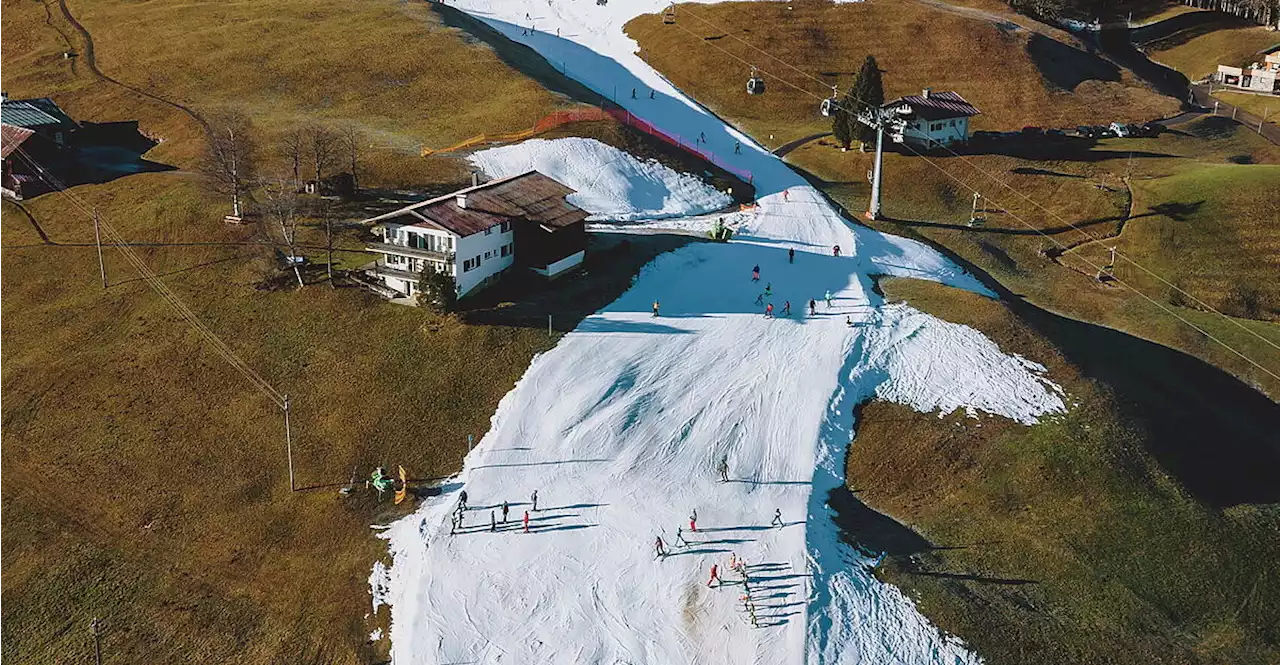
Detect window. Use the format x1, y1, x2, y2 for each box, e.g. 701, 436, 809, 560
930, 123, 943, 132
500, 244, 511, 258
463, 257, 479, 272
485, 227, 494, 235
484, 251, 492, 260
500, 221, 511, 233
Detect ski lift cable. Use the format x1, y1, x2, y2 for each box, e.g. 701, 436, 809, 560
664, 9, 1280, 365
11, 148, 290, 408
677, 5, 1279, 355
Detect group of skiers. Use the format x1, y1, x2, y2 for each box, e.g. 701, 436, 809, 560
750, 259, 841, 319
448, 488, 539, 535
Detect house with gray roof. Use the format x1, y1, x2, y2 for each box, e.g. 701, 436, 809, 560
882, 89, 980, 149
1, 94, 79, 146
360, 171, 588, 300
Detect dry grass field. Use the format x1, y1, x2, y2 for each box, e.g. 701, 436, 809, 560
846, 278, 1280, 665
628, 0, 1179, 150
1145, 21, 1279, 80
0, 0, 594, 663
1212, 91, 1279, 125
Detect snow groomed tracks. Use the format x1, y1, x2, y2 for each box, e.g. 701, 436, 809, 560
375, 1, 1067, 663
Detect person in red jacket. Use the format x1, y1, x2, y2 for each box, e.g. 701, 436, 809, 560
707, 564, 721, 587
522, 510, 530, 533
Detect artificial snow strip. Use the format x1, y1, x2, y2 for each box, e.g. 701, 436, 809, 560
376, 0, 1068, 663
470, 137, 732, 221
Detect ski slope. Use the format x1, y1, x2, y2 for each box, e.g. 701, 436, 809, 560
375, 1, 1068, 663
470, 137, 733, 221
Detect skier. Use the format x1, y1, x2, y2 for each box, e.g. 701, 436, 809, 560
489, 510, 496, 532
846, 315, 854, 327
707, 564, 721, 587
690, 509, 698, 532
655, 535, 667, 559
631, 88, 637, 99
675, 527, 690, 548
459, 490, 469, 510
754, 291, 765, 306
717, 455, 729, 482
502, 501, 510, 523
832, 244, 841, 257
763, 283, 772, 299
771, 508, 783, 528
734, 141, 741, 154
808, 299, 817, 316
420, 518, 429, 538
783, 189, 790, 202
699, 131, 706, 144
751, 265, 760, 282
764, 302, 774, 318
788, 247, 795, 263
523, 510, 531, 533
650, 89, 655, 99
652, 299, 660, 317
530, 489, 539, 512
824, 290, 833, 308
782, 300, 791, 316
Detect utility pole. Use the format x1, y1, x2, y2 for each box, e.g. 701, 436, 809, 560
325, 214, 334, 287
90, 618, 103, 665
93, 208, 107, 289
1261, 106, 1269, 133
547, 313, 552, 336
283, 395, 295, 491
855, 104, 909, 221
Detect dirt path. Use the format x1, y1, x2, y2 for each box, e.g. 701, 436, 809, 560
51, 0, 209, 134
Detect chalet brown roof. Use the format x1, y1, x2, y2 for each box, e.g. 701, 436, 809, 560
1, 123, 34, 159
364, 171, 588, 236
884, 91, 980, 121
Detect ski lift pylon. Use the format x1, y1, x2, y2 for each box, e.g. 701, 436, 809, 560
820, 86, 838, 117
663, 4, 676, 23
746, 66, 765, 95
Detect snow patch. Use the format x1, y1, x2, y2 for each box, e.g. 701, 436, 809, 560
469, 137, 732, 221
369, 628, 384, 642
369, 560, 390, 614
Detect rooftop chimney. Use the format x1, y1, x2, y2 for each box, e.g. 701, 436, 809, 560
471, 171, 479, 187
921, 88, 931, 99
456, 193, 467, 209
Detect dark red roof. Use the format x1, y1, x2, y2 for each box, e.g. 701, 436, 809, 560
1, 123, 34, 159
364, 171, 588, 236
885, 91, 980, 120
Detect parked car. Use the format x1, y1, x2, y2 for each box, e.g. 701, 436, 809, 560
1109, 122, 1131, 138
1021, 126, 1045, 136
1045, 128, 1067, 140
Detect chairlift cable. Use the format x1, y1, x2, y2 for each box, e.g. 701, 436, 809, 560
663, 8, 1280, 367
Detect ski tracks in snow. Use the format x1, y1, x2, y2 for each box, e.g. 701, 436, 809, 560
378, 0, 1067, 663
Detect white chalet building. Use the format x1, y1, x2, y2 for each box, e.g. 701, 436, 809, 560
884, 89, 981, 149
362, 171, 588, 299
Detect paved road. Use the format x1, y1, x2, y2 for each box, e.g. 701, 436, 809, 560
1188, 84, 1280, 145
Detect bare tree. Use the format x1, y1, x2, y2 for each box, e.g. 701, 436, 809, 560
202, 112, 256, 219
307, 125, 338, 191
339, 123, 363, 194
280, 129, 306, 192
261, 177, 305, 288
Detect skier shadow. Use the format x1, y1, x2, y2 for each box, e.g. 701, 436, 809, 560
697, 525, 774, 533
697, 537, 753, 545
472, 458, 612, 470
666, 547, 731, 557
529, 523, 598, 534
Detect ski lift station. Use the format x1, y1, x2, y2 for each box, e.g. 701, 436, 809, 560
359, 171, 589, 300
882, 89, 980, 149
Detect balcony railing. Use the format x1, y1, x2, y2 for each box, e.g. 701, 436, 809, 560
365, 241, 454, 262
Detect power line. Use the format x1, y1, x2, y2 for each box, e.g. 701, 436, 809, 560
662, 8, 1280, 380
12, 147, 288, 408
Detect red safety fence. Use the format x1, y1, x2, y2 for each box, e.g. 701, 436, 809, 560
422, 104, 753, 185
